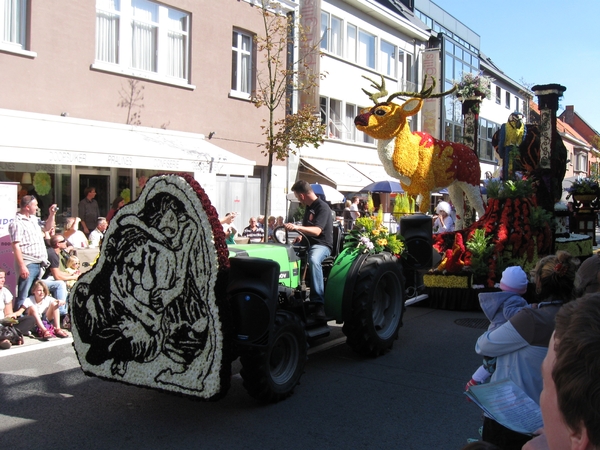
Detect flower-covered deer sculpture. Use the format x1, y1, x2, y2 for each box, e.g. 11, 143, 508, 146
354, 76, 485, 230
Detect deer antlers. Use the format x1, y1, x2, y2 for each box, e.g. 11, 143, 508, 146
362, 74, 457, 104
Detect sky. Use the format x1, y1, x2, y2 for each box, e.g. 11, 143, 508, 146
430, 0, 600, 135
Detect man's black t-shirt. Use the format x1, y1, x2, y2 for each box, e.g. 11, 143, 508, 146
43, 248, 60, 279
303, 198, 333, 250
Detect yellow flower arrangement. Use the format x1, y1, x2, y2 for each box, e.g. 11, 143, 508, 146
345, 216, 405, 256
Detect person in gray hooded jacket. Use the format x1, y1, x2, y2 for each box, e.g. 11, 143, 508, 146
466, 266, 529, 388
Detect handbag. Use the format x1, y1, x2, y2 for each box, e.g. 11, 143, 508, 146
0, 324, 24, 345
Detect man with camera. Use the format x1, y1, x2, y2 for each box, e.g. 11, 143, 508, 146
9, 195, 58, 309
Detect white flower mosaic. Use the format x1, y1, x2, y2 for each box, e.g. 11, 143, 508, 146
71, 174, 229, 399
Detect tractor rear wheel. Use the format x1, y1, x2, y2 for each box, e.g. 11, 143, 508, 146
343, 252, 404, 357
240, 311, 307, 403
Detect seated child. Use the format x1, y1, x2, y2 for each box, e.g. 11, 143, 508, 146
22, 280, 69, 340
64, 255, 81, 290
466, 266, 529, 389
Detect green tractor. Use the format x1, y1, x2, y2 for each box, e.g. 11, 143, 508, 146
227, 224, 406, 403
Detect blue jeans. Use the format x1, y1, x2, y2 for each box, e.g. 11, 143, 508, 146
15, 262, 41, 310
42, 277, 69, 315
308, 245, 331, 304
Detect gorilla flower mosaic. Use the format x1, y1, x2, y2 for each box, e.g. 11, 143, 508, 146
71, 174, 231, 400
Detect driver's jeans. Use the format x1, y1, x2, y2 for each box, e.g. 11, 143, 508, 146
308, 245, 331, 304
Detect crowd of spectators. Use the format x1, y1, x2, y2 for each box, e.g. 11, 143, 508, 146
0, 194, 103, 349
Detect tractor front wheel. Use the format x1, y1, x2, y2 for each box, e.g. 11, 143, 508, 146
240, 311, 307, 403
343, 253, 404, 357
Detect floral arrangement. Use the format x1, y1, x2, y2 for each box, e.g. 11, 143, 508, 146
70, 173, 232, 400
454, 72, 492, 100
431, 178, 553, 287
344, 212, 405, 256
566, 178, 600, 196
393, 193, 415, 217
33, 171, 52, 196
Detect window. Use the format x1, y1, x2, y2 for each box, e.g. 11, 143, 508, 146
380, 40, 396, 77
515, 97, 519, 113
358, 30, 375, 69
505, 91, 511, 109
95, 0, 190, 85
1, 0, 31, 53
322, 97, 373, 144
232, 29, 253, 97
321, 12, 342, 56
345, 104, 356, 141
495, 86, 501, 105
320, 12, 329, 51
346, 24, 356, 63
329, 16, 342, 56
575, 152, 588, 172
478, 118, 499, 161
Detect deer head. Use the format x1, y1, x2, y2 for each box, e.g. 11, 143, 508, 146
355, 75, 456, 139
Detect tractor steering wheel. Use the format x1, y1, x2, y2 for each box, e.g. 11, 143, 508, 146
272, 225, 310, 255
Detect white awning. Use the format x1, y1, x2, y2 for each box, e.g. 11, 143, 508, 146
301, 157, 373, 191
0, 108, 255, 175
349, 162, 397, 183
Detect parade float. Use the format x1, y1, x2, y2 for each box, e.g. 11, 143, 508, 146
356, 76, 593, 309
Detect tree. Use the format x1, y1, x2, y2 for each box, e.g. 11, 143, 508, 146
253, 0, 326, 235
118, 79, 145, 125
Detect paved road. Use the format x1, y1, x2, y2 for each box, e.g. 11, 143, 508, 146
0, 305, 487, 450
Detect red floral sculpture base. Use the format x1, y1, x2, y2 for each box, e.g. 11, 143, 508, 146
432, 196, 552, 288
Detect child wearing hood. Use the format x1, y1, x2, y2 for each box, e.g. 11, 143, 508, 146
466, 266, 529, 389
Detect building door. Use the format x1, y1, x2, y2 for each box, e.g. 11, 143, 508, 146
74, 169, 111, 219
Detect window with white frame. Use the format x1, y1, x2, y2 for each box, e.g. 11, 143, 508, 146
346, 23, 356, 63
232, 29, 253, 96
320, 12, 328, 51
495, 86, 501, 105
345, 104, 356, 141
505, 91, 511, 109
322, 97, 374, 144
575, 152, 588, 173
95, 0, 190, 83
379, 40, 396, 77
358, 29, 375, 69
1, 0, 27, 49
478, 118, 499, 161
320, 12, 341, 56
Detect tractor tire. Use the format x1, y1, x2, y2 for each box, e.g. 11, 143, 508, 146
240, 310, 307, 403
343, 252, 405, 357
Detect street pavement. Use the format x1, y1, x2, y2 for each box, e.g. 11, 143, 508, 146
0, 305, 488, 450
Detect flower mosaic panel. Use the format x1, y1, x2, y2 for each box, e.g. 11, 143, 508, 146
71, 174, 231, 400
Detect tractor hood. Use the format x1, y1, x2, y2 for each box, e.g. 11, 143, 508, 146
228, 243, 301, 288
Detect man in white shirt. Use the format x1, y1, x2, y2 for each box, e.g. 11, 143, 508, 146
9, 195, 57, 309
88, 217, 108, 248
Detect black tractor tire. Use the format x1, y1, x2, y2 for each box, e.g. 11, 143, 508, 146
240, 311, 307, 403
343, 252, 405, 357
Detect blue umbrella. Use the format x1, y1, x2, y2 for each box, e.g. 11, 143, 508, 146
360, 180, 404, 193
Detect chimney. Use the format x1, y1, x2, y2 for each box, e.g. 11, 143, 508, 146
563, 105, 575, 124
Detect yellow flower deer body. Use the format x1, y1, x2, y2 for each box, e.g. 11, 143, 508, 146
354, 76, 485, 229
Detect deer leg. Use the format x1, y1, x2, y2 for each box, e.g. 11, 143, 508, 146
461, 182, 486, 219
447, 183, 464, 230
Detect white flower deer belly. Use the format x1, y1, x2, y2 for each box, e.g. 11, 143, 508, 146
354, 77, 484, 230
